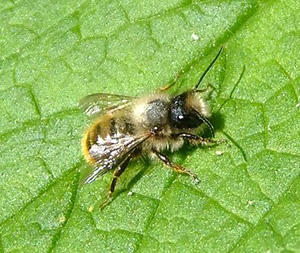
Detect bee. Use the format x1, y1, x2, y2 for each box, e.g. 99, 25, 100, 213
80, 47, 224, 209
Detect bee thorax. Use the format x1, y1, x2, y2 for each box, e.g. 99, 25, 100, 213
133, 94, 171, 130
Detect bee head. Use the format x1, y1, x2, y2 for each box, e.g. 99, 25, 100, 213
170, 91, 215, 137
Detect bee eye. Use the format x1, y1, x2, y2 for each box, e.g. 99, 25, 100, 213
171, 92, 204, 129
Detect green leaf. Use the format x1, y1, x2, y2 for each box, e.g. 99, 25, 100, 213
1, 0, 300, 252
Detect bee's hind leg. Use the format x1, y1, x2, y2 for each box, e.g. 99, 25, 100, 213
151, 148, 200, 184
100, 156, 132, 210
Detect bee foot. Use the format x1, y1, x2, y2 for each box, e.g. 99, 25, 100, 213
99, 196, 112, 210
216, 138, 227, 144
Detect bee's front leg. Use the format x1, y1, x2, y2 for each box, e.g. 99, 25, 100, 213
175, 133, 226, 146
100, 156, 132, 210
160, 74, 181, 91
194, 83, 215, 93
151, 148, 200, 184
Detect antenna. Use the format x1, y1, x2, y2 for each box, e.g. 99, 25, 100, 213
194, 111, 215, 138
194, 46, 224, 90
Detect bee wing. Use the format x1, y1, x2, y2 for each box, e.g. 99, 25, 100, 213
84, 132, 151, 184
79, 93, 135, 117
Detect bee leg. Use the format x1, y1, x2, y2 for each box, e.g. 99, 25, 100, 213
151, 148, 200, 184
176, 133, 226, 146
160, 74, 180, 91
195, 83, 215, 93
99, 157, 131, 210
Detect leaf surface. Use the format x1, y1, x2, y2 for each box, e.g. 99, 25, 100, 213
1, 0, 300, 252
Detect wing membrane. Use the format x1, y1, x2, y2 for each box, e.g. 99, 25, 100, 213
84, 132, 151, 184
79, 93, 134, 117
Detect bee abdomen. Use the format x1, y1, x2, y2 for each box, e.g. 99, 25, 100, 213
100, 115, 137, 141
109, 118, 118, 136
82, 124, 101, 164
